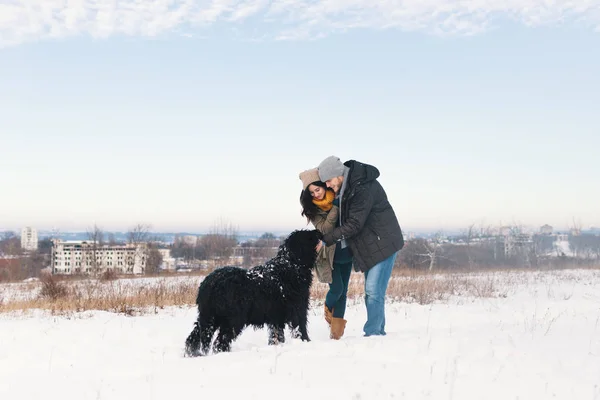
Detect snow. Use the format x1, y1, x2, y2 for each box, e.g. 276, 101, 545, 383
1, 269, 600, 399
555, 240, 573, 256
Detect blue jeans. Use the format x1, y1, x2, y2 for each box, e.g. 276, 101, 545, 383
363, 251, 398, 336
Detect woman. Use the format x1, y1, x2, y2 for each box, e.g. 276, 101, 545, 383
299, 168, 353, 340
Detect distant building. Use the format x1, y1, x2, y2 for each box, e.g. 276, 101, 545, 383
157, 248, 176, 270
175, 235, 198, 246
540, 224, 553, 235
503, 233, 533, 257
21, 227, 38, 251
51, 239, 147, 275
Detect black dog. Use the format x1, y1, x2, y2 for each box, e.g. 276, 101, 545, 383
184, 229, 322, 357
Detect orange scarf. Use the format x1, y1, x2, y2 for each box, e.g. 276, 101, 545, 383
312, 190, 334, 211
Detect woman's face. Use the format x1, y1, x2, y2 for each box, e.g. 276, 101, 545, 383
308, 184, 326, 201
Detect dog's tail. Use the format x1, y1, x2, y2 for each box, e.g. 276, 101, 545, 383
184, 321, 203, 357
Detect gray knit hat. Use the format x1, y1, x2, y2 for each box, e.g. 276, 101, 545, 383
318, 156, 344, 182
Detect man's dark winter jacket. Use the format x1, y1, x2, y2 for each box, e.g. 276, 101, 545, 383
322, 160, 404, 273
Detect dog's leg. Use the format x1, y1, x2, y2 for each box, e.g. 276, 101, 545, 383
184, 321, 203, 357
289, 325, 302, 339
298, 313, 311, 342
267, 325, 286, 345
199, 318, 216, 356
287, 314, 302, 339
185, 314, 217, 357
213, 324, 236, 353
267, 326, 277, 345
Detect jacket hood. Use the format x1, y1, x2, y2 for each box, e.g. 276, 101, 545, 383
344, 160, 380, 187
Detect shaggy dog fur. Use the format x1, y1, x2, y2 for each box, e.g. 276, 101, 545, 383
184, 229, 323, 357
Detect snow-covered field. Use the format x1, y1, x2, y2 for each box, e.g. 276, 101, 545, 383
1, 269, 600, 399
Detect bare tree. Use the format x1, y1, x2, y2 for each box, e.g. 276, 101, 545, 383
200, 218, 238, 265
464, 224, 476, 270
145, 248, 163, 275
127, 223, 151, 244
397, 238, 431, 269
171, 241, 201, 263
533, 234, 554, 257
85, 224, 105, 276
482, 224, 498, 238
256, 232, 280, 247
146, 234, 167, 274
87, 224, 105, 244
254, 232, 280, 259
37, 238, 53, 254
20, 250, 48, 278
238, 232, 281, 265
0, 258, 23, 282
126, 223, 168, 274
0, 231, 21, 256
126, 223, 153, 274
1, 230, 17, 240
571, 217, 582, 236
107, 233, 118, 245
569, 234, 600, 261
418, 232, 447, 271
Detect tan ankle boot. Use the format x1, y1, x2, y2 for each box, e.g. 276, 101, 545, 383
330, 317, 347, 340
324, 304, 333, 325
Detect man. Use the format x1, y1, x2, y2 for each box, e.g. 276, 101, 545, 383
316, 156, 404, 337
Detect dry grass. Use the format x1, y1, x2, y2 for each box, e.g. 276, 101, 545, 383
311, 271, 503, 306
0, 277, 201, 316
3, 265, 597, 316
2, 271, 498, 316
39, 274, 69, 300
99, 269, 119, 282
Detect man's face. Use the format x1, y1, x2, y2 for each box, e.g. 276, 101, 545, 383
325, 176, 344, 194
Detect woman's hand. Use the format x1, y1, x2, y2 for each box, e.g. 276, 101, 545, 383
315, 240, 324, 252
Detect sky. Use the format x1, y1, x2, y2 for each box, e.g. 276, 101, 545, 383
1, 1, 599, 235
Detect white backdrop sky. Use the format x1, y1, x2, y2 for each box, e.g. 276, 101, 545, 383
1, 1, 599, 233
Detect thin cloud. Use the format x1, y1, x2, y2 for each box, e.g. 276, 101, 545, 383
1, 0, 599, 47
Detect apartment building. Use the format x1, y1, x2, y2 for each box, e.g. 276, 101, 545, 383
51, 239, 147, 275
21, 227, 38, 251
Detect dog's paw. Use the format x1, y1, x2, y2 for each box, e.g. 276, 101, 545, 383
184, 348, 198, 357
290, 328, 302, 339
184, 342, 203, 358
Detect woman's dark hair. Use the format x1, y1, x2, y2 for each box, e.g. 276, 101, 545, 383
300, 181, 333, 222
